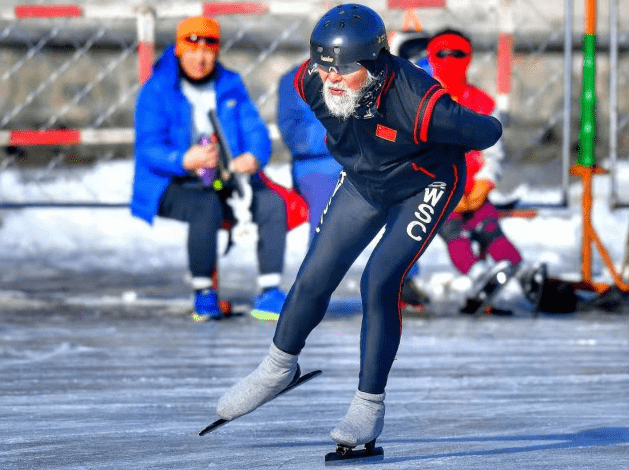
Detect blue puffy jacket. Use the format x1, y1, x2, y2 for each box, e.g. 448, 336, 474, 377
131, 46, 271, 223
277, 65, 341, 188
277, 65, 330, 160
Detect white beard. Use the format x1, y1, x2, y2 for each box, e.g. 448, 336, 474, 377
322, 73, 375, 119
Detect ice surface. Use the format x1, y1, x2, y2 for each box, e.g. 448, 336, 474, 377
1, 308, 628, 469
1, 161, 629, 469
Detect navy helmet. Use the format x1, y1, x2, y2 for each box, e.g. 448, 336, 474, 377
310, 4, 388, 67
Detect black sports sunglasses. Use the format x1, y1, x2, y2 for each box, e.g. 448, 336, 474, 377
186, 34, 219, 45
435, 49, 469, 59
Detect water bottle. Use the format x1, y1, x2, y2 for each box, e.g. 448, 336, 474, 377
197, 135, 216, 186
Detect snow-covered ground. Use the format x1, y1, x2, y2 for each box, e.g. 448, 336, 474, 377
1, 159, 628, 304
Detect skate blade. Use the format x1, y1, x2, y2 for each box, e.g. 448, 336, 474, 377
486, 307, 513, 316
198, 370, 322, 436
324, 446, 384, 466
199, 418, 228, 436
400, 302, 430, 317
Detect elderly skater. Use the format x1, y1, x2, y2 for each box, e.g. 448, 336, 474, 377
215, 3, 502, 452
278, 63, 431, 312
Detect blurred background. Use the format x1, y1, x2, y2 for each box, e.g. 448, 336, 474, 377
0, 0, 628, 297
1, 0, 628, 199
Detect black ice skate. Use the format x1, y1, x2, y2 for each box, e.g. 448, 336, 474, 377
461, 260, 515, 315
400, 278, 431, 316
324, 439, 384, 466
199, 368, 322, 436
520, 262, 548, 313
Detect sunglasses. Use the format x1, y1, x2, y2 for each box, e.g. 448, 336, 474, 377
317, 62, 362, 76
185, 34, 219, 46
435, 49, 469, 59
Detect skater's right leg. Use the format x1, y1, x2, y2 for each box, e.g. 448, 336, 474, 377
273, 175, 386, 355
216, 176, 384, 419
216, 343, 299, 420
334, 164, 464, 447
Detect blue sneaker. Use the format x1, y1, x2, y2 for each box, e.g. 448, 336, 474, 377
251, 288, 287, 321
192, 289, 222, 322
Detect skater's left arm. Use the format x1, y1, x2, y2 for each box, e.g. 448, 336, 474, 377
424, 94, 502, 151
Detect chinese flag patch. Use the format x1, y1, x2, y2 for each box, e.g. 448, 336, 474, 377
376, 124, 397, 142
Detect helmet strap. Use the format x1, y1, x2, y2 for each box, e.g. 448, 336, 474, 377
353, 51, 389, 119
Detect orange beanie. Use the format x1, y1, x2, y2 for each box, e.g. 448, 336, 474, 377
175, 16, 220, 56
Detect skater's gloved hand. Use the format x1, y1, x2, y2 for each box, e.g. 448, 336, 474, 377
466, 179, 494, 212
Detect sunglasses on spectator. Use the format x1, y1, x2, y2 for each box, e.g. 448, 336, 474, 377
317, 62, 363, 75
185, 34, 219, 46
435, 49, 469, 59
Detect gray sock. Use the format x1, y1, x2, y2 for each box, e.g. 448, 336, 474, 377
330, 390, 385, 447
216, 343, 299, 420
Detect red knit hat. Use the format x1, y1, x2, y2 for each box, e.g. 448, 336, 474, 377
427, 31, 472, 99
175, 16, 220, 56
427, 32, 472, 59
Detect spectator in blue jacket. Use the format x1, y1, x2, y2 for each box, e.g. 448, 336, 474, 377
277, 65, 343, 241
131, 15, 287, 321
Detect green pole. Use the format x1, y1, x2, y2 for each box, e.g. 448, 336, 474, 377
578, 1, 597, 167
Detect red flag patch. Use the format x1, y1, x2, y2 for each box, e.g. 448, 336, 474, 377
376, 124, 397, 142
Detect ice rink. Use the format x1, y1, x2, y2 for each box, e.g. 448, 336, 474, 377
2, 162, 629, 469
2, 0, 629, 466
2, 268, 628, 470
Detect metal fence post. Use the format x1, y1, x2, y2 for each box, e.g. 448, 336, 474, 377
561, 0, 573, 207
497, 0, 515, 127
578, 0, 597, 168
136, 5, 156, 85
609, 0, 619, 208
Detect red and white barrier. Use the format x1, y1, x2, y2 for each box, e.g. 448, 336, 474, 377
1, 2, 304, 146
387, 0, 446, 8
1, 2, 318, 20
0, 125, 281, 146
0, 128, 134, 146
2, 1, 515, 147
12, 4, 84, 19
496, 0, 515, 124
137, 7, 156, 85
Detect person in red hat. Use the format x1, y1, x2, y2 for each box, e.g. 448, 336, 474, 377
131, 16, 288, 321
427, 29, 546, 313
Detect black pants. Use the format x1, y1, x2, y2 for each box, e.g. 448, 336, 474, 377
157, 177, 286, 279
273, 163, 464, 394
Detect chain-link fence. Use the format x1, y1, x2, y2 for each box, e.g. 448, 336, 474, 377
0, 0, 627, 207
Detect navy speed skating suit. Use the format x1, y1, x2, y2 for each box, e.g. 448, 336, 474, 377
273, 52, 502, 394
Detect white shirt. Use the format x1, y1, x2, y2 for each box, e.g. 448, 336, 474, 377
180, 79, 217, 144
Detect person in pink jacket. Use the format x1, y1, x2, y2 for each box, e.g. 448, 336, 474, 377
427, 28, 546, 312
